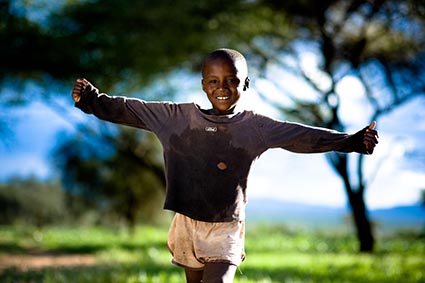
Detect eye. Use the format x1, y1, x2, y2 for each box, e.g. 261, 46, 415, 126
228, 78, 240, 85
209, 79, 218, 85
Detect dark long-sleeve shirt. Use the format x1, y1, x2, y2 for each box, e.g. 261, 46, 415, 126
75, 83, 368, 222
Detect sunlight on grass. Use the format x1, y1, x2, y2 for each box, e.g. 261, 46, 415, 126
0, 224, 424, 283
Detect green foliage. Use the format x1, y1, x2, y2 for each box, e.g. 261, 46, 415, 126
54, 127, 166, 228
1, 0, 253, 90
0, 224, 423, 283
0, 174, 168, 228
0, 178, 67, 226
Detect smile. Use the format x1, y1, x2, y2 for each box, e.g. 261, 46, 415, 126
216, 96, 230, 100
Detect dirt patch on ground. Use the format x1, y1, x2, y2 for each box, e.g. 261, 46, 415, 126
0, 253, 97, 271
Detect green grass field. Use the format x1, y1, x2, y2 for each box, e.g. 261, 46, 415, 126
0, 224, 423, 283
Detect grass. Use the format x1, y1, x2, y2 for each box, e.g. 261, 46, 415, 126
0, 224, 423, 283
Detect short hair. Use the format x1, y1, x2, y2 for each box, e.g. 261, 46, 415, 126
202, 48, 248, 78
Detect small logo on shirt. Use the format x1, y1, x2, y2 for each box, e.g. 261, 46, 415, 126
205, 126, 217, 132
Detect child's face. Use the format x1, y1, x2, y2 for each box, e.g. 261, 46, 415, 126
202, 57, 246, 115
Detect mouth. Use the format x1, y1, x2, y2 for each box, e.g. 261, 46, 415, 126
216, 95, 231, 100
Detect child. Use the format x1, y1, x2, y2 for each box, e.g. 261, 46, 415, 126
71, 48, 379, 283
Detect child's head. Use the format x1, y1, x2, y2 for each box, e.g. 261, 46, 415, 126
201, 48, 250, 115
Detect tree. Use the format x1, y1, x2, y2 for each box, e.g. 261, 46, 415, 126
0, 0, 261, 227
1, 0, 424, 249
54, 125, 166, 228
0, 177, 67, 226
234, 0, 425, 251
0, 0, 247, 89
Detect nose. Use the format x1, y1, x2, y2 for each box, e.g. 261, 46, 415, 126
218, 80, 228, 89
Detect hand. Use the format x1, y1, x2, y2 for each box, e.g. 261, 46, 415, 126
72, 78, 89, 102
364, 121, 379, 154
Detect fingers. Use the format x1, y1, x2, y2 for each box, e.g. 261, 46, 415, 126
71, 78, 89, 103
366, 121, 379, 139
76, 78, 88, 85
364, 132, 379, 146
364, 121, 379, 154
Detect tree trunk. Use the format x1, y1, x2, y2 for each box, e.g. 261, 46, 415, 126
328, 152, 375, 252
348, 191, 374, 252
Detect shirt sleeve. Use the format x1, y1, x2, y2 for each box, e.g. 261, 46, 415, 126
256, 115, 368, 154
75, 81, 174, 133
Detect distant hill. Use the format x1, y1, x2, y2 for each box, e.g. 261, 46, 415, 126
246, 198, 425, 233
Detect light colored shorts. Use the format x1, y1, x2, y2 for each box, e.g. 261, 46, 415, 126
167, 213, 246, 270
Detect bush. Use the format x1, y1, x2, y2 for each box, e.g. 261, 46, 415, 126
0, 177, 67, 226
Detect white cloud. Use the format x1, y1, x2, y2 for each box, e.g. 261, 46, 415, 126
0, 154, 50, 180
367, 170, 425, 208
248, 149, 347, 208
337, 76, 375, 129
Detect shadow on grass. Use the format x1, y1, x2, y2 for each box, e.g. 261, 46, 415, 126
0, 261, 185, 283
39, 241, 169, 255
0, 238, 168, 256
0, 243, 28, 254
1, 256, 423, 283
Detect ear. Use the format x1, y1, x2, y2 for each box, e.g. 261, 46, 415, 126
201, 79, 207, 92
243, 77, 250, 91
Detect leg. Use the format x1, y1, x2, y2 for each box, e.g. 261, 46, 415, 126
185, 268, 203, 283
203, 262, 237, 283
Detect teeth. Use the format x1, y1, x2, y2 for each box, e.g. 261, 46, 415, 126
217, 96, 229, 100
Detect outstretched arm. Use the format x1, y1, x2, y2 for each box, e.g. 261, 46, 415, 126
363, 121, 379, 154
70, 78, 176, 132
256, 115, 380, 154
71, 78, 146, 127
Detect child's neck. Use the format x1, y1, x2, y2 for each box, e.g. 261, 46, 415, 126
207, 109, 236, 116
